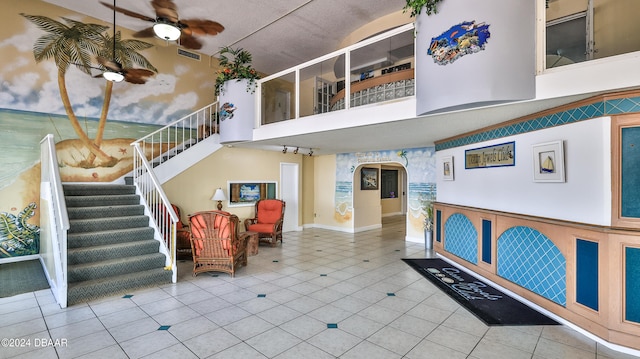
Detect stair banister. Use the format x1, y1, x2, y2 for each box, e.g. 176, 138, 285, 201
131, 142, 178, 283
40, 134, 70, 308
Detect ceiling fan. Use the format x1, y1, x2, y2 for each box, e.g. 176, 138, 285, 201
96, 0, 155, 83
100, 0, 225, 50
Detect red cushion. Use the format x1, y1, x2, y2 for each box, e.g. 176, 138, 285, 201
256, 200, 283, 224
248, 223, 275, 233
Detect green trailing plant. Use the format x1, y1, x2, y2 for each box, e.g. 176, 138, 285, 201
215, 46, 260, 96
403, 0, 445, 18
420, 192, 436, 232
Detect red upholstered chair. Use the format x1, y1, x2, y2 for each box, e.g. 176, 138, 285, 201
188, 210, 247, 277
244, 199, 285, 247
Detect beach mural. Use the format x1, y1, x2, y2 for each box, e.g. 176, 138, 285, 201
0, 1, 216, 258
335, 147, 436, 234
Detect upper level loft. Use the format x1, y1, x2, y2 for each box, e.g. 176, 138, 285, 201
252, 0, 640, 136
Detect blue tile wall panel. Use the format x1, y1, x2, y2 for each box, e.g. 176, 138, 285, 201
497, 226, 566, 306
625, 247, 640, 323
482, 219, 492, 264
436, 210, 442, 243
576, 239, 599, 311
444, 213, 478, 264
621, 127, 640, 218
435, 97, 629, 151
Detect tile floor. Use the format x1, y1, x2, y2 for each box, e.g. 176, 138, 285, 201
1, 216, 639, 359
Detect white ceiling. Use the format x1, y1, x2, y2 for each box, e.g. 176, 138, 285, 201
42, 0, 594, 155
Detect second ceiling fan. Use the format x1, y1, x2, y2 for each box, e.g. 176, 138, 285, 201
100, 0, 225, 50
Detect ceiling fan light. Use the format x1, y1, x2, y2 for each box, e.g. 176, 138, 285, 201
103, 70, 124, 82
153, 22, 181, 41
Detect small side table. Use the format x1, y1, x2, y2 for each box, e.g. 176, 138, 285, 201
241, 231, 259, 256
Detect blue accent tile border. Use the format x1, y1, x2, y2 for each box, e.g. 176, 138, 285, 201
433, 95, 640, 151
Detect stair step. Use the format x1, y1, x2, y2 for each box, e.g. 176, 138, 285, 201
65, 194, 140, 208
67, 227, 155, 248
68, 253, 167, 283
67, 204, 145, 220
68, 240, 160, 265
68, 215, 149, 233
67, 268, 172, 305
63, 184, 136, 196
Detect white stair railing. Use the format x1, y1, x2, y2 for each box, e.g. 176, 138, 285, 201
131, 143, 178, 283
130, 101, 219, 282
133, 102, 219, 167
40, 134, 70, 308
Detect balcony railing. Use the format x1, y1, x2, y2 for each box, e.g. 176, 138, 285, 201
258, 23, 415, 126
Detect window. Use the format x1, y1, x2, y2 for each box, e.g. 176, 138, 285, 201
381, 169, 398, 199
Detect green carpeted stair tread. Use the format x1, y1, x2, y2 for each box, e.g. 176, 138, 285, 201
63, 184, 136, 196
67, 240, 161, 265
65, 194, 141, 208
68, 253, 167, 283
67, 204, 145, 220
67, 227, 155, 248
67, 215, 149, 233
67, 268, 172, 305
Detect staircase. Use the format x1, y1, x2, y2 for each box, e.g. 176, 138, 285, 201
63, 183, 172, 305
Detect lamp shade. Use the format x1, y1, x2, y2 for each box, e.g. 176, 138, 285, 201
103, 70, 124, 82
211, 188, 227, 201
153, 22, 181, 41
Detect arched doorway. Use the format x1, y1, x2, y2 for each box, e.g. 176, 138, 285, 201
352, 162, 407, 232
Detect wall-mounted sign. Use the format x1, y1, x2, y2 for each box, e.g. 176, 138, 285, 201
465, 141, 515, 169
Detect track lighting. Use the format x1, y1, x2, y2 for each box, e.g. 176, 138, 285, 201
308, 149, 313, 157
293, 147, 299, 154
282, 146, 288, 154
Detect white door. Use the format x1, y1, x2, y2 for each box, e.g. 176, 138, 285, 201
280, 162, 299, 232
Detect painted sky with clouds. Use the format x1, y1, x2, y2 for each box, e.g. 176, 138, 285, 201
0, 10, 213, 126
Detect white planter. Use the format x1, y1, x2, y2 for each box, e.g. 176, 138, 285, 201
218, 79, 256, 144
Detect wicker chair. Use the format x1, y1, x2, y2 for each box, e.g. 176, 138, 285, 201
188, 210, 247, 277
244, 199, 286, 247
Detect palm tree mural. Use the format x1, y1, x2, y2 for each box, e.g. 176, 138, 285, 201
21, 14, 116, 167
88, 30, 156, 165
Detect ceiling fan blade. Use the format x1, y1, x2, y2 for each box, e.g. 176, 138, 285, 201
132, 27, 157, 38
100, 1, 156, 22
123, 68, 156, 84
152, 0, 179, 23
177, 33, 203, 50
180, 19, 224, 36
97, 56, 123, 72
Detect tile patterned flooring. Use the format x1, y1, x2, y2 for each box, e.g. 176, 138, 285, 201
1, 216, 639, 358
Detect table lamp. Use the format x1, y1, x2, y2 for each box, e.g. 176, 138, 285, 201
211, 188, 227, 210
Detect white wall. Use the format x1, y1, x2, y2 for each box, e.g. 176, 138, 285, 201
437, 117, 611, 225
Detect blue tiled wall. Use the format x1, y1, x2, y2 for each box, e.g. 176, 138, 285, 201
444, 213, 477, 264
436, 95, 640, 151
497, 226, 567, 306
625, 246, 640, 323
576, 239, 599, 311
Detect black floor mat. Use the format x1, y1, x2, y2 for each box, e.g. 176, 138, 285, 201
403, 258, 559, 326
0, 259, 49, 298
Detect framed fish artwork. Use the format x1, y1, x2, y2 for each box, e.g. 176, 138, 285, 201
533, 140, 565, 182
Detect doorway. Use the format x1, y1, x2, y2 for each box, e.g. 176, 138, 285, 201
280, 162, 299, 232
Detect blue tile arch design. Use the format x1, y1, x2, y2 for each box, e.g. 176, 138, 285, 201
444, 213, 478, 264
497, 226, 567, 306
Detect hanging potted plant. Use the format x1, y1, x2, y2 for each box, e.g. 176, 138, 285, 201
403, 0, 445, 18
214, 46, 260, 96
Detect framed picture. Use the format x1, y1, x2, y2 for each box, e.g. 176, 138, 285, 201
532, 140, 565, 182
442, 156, 454, 181
360, 167, 379, 190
